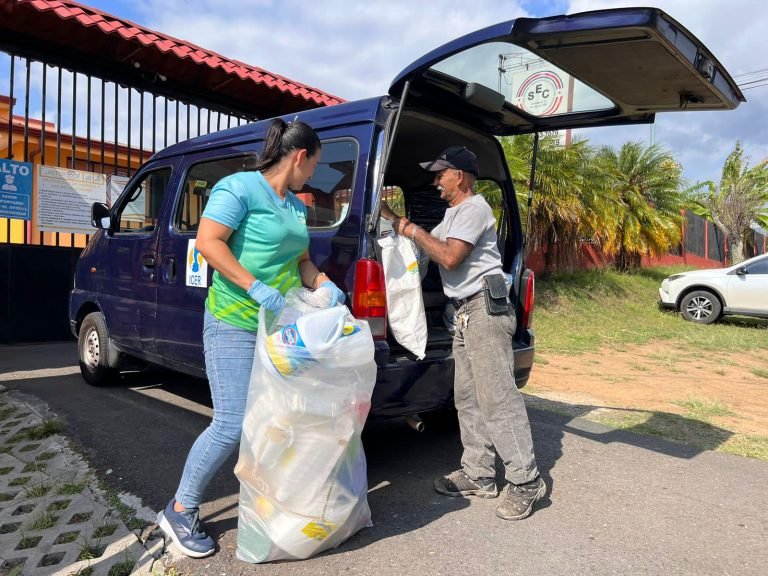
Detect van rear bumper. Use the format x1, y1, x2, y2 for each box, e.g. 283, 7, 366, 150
370, 340, 535, 418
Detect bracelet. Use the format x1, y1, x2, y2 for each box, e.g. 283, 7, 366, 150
409, 224, 418, 240
312, 271, 328, 288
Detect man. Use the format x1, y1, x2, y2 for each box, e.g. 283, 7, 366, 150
380, 146, 544, 521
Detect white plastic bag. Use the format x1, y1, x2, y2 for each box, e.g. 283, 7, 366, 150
235, 289, 376, 563
377, 234, 428, 359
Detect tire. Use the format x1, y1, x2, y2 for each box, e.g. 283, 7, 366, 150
78, 312, 119, 386
679, 290, 722, 324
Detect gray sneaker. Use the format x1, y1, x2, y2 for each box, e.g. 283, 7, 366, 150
434, 469, 498, 498
495, 476, 546, 520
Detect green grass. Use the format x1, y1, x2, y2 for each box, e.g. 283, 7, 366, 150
26, 509, 58, 531
673, 398, 735, 421
23, 480, 52, 498
529, 267, 768, 461
751, 368, 768, 379
59, 482, 87, 496
107, 561, 136, 576
721, 435, 768, 460
535, 267, 768, 355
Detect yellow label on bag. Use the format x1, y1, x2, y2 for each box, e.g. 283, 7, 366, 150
301, 520, 336, 541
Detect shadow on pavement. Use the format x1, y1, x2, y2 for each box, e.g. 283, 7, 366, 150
0, 340, 77, 375
2, 341, 740, 568
525, 396, 733, 458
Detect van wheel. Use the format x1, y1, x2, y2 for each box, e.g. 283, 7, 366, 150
78, 312, 118, 386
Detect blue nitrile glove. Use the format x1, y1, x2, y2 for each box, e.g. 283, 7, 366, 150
505, 273, 514, 289
320, 280, 345, 307
247, 280, 285, 312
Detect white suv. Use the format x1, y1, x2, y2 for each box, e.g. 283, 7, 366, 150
659, 254, 768, 324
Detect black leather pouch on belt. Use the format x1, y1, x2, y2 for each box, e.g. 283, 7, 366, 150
482, 273, 510, 316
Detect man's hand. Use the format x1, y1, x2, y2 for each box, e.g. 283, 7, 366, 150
380, 201, 397, 221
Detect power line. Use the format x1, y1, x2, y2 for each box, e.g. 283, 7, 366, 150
741, 83, 768, 92
738, 76, 768, 87
733, 68, 768, 79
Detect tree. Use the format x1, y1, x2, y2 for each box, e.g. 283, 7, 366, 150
592, 141, 685, 271
689, 142, 768, 263
499, 134, 593, 273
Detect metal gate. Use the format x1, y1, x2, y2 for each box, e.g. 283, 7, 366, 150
0, 1, 339, 342
1, 49, 254, 248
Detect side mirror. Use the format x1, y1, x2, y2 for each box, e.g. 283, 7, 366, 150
735, 266, 748, 276
91, 202, 112, 231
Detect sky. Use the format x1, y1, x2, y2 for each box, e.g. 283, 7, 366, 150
25, 0, 768, 184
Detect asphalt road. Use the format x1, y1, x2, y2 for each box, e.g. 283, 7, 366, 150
1, 342, 767, 576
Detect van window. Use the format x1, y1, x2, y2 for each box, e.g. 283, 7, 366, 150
115, 167, 172, 234
431, 41, 613, 116
175, 155, 257, 232
295, 140, 358, 228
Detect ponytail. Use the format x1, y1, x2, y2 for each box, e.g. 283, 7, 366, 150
254, 118, 321, 173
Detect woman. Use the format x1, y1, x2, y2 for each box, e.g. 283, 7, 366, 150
157, 119, 343, 558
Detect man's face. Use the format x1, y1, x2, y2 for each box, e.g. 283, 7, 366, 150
433, 168, 462, 205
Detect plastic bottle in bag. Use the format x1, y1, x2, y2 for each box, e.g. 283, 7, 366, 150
266, 306, 358, 377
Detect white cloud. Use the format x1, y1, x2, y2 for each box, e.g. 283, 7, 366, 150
52, 1, 768, 182
567, 0, 768, 182
136, 0, 530, 99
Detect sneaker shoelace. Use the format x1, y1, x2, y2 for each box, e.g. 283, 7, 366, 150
181, 508, 208, 539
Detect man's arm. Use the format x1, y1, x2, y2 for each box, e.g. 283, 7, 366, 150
396, 216, 472, 271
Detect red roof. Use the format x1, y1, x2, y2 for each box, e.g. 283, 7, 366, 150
0, 0, 344, 116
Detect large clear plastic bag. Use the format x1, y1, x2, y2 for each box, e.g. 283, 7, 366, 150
235, 288, 377, 563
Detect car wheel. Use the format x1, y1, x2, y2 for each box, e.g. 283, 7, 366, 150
78, 312, 119, 386
679, 290, 722, 324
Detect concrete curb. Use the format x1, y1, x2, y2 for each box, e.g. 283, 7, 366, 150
0, 386, 166, 576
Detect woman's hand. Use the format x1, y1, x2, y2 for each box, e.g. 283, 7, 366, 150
319, 280, 345, 306
247, 280, 286, 311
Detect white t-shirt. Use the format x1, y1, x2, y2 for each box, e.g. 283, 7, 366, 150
430, 194, 503, 299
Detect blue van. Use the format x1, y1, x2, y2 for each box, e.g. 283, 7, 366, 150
69, 8, 742, 417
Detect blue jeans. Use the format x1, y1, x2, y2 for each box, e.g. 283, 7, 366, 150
175, 310, 256, 509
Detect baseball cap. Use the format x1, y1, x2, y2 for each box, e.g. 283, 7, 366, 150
419, 146, 479, 176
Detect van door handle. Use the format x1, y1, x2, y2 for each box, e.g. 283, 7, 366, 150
167, 257, 177, 282
143, 256, 156, 268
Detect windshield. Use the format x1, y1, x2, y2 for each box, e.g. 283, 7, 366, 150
431, 41, 613, 117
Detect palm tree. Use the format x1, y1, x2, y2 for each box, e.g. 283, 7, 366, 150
688, 142, 768, 263
592, 142, 685, 270
499, 134, 594, 273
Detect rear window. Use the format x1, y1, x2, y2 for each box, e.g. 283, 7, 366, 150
431, 41, 613, 117
295, 139, 358, 229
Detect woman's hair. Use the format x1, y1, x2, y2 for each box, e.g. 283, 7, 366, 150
254, 118, 321, 173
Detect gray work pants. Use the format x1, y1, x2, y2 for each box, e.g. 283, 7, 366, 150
452, 297, 539, 485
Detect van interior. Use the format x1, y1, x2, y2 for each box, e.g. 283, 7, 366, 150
375, 110, 520, 356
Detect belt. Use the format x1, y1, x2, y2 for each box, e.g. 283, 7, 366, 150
451, 290, 484, 309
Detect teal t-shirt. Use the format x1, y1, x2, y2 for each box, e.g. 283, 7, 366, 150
201, 171, 309, 331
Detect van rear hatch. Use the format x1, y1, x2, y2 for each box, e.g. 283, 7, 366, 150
388, 7, 743, 135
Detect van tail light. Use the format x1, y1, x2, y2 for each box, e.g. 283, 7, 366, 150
521, 269, 535, 329
352, 259, 387, 339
